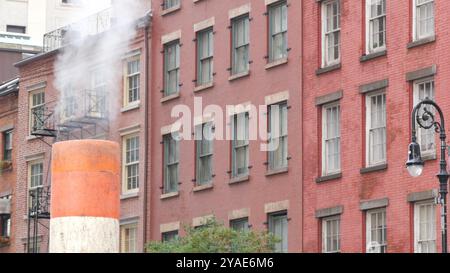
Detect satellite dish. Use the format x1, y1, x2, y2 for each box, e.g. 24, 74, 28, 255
367, 241, 381, 253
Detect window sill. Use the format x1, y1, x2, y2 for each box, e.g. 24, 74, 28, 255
120, 192, 139, 200
121, 102, 140, 113
407, 36, 436, 49
229, 175, 250, 185
194, 82, 214, 93
265, 58, 288, 70
316, 63, 341, 75
360, 50, 387, 62
422, 153, 437, 162
161, 4, 181, 16
26, 135, 39, 141
193, 184, 214, 193
160, 192, 180, 200
360, 164, 388, 174
229, 71, 250, 82
266, 167, 289, 177
316, 173, 342, 184
161, 93, 180, 103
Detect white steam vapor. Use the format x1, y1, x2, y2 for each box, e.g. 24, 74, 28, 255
53, 0, 149, 133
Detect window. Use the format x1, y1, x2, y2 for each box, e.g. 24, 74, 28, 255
321, 0, 341, 67
195, 122, 213, 186
366, 0, 386, 53
163, 133, 179, 194
322, 216, 341, 253
414, 201, 436, 253
90, 69, 107, 118
366, 91, 386, 167
413, 0, 434, 41
29, 90, 45, 135
162, 230, 179, 242
6, 25, 26, 34
231, 15, 250, 75
0, 196, 11, 238
120, 224, 137, 253
231, 112, 250, 178
413, 78, 435, 156
28, 161, 44, 209
366, 208, 387, 253
123, 135, 139, 194
164, 41, 180, 96
268, 212, 288, 253
322, 103, 341, 175
196, 28, 214, 86
268, 1, 288, 62
61, 84, 77, 120
230, 218, 249, 232
3, 130, 12, 161
125, 57, 140, 106
163, 0, 180, 10
268, 102, 288, 171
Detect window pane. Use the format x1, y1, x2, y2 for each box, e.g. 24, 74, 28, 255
269, 1, 288, 62
269, 213, 288, 253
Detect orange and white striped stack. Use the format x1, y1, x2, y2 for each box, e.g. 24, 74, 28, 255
49, 140, 120, 253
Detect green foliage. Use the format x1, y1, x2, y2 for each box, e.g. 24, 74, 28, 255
146, 218, 279, 253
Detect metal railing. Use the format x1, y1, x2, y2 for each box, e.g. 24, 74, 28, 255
43, 8, 113, 52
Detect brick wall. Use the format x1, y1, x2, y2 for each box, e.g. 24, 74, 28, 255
13, 29, 149, 253
303, 0, 450, 253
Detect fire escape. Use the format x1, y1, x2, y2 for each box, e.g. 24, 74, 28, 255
27, 89, 110, 253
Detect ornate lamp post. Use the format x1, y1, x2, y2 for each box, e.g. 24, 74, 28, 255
406, 98, 448, 253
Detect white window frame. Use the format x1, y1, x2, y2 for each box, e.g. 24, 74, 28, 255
89, 68, 107, 118
122, 134, 140, 195
28, 160, 44, 210
366, 208, 387, 253
412, 0, 435, 41
163, 0, 180, 10
322, 102, 341, 176
268, 0, 288, 63
195, 122, 214, 186
321, 0, 341, 67
365, 0, 386, 54
413, 77, 436, 157
414, 200, 437, 253
164, 40, 181, 96
322, 215, 341, 253
124, 56, 141, 107
163, 133, 180, 194
268, 102, 289, 171
268, 212, 288, 253
120, 223, 138, 253
196, 27, 214, 86
3, 130, 13, 161
231, 14, 250, 75
29, 90, 45, 135
365, 90, 387, 167
231, 112, 250, 178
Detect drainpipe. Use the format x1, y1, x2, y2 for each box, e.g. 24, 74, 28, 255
142, 11, 151, 253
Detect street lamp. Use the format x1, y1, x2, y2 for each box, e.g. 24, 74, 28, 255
406, 98, 448, 253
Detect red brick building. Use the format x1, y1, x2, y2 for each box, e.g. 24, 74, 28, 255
148, 0, 303, 253
5, 0, 450, 254
302, 0, 449, 253
0, 78, 18, 253
11, 10, 151, 253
